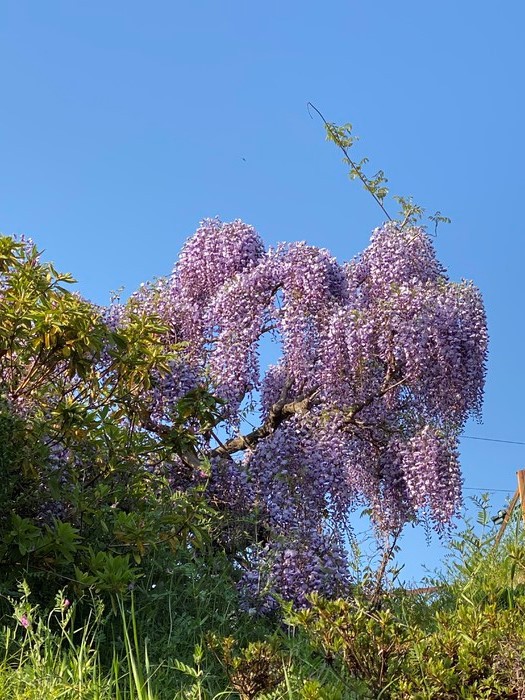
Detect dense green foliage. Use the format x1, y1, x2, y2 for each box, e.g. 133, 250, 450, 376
0, 236, 220, 606
2, 504, 525, 698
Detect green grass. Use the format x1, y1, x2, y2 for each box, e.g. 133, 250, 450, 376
2, 499, 525, 699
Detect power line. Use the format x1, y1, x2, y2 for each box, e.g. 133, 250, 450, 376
463, 487, 514, 493
456, 435, 524, 497
463, 435, 525, 446
460, 435, 525, 494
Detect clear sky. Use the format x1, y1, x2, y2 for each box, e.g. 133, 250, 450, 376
1, 1, 524, 584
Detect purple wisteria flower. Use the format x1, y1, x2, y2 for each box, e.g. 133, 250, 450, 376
104, 218, 488, 608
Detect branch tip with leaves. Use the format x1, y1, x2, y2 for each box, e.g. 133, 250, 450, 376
307, 102, 451, 234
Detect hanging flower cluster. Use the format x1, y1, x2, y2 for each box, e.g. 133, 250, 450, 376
110, 218, 488, 608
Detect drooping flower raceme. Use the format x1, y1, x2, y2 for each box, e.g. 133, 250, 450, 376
114, 218, 488, 608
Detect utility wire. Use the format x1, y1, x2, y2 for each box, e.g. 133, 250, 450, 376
463, 487, 514, 493
461, 434, 524, 493
463, 435, 525, 446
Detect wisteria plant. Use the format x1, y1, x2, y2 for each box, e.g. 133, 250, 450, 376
113, 212, 487, 609
0, 117, 488, 613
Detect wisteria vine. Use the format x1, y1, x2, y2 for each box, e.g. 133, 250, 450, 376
116, 218, 488, 608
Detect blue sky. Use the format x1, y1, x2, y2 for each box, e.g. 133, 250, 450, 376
1, 1, 524, 583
